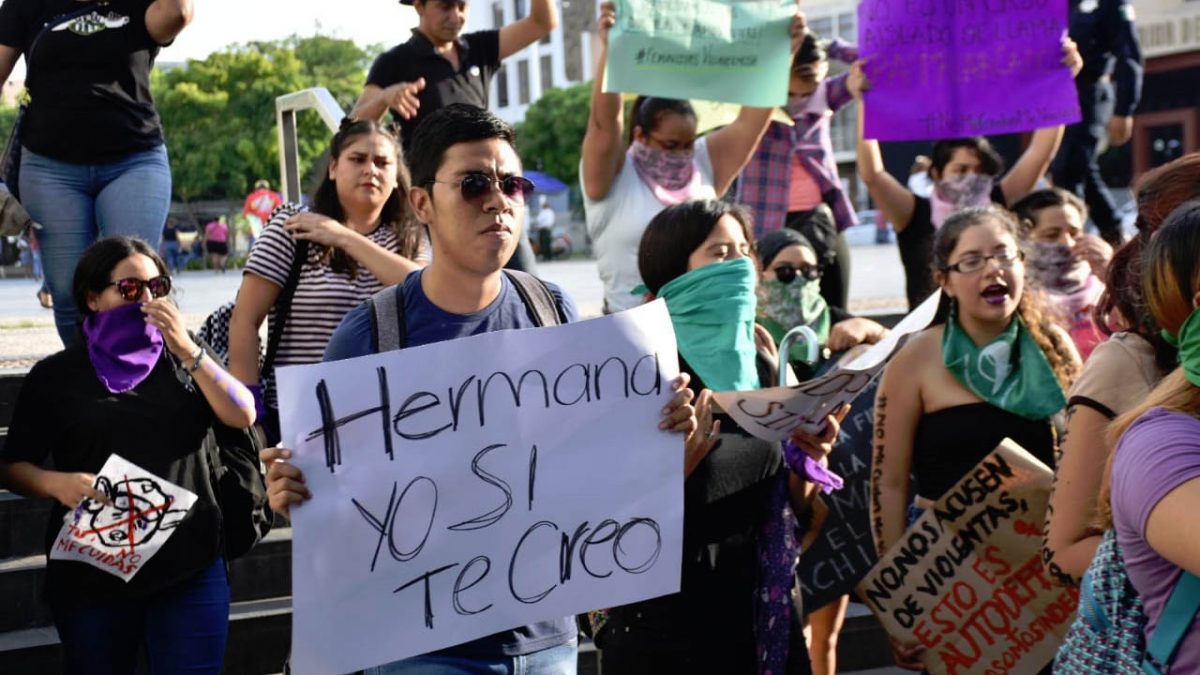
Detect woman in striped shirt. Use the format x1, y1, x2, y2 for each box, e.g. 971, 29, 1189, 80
228, 120, 428, 445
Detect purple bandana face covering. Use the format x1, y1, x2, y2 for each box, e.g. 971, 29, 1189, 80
82, 302, 164, 394
930, 173, 994, 229
628, 141, 702, 206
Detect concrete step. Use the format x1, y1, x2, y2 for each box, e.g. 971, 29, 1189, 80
0, 527, 293, 634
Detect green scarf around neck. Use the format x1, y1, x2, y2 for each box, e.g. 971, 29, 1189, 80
1163, 308, 1200, 387
658, 256, 761, 392
942, 312, 1066, 420
757, 277, 831, 363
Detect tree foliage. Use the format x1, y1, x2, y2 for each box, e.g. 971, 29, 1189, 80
153, 36, 378, 203
514, 82, 592, 186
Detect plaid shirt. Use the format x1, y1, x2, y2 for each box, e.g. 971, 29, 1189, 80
738, 42, 859, 237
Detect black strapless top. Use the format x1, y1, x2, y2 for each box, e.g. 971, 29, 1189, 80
912, 402, 1055, 500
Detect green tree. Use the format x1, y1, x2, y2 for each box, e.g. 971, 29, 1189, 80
514, 82, 592, 186
153, 36, 376, 205
0, 104, 18, 149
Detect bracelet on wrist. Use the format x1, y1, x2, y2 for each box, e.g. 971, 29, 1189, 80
187, 345, 205, 373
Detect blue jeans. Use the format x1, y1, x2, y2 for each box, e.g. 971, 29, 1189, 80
19, 144, 172, 346
50, 558, 230, 675
363, 639, 578, 675
162, 240, 184, 273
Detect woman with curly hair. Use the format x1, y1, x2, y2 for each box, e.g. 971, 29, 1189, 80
869, 206, 1080, 669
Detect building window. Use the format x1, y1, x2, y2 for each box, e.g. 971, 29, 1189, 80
496, 65, 510, 108
514, 0, 527, 20
492, 1, 504, 28
809, 16, 834, 39
540, 55, 554, 92
836, 12, 856, 40
517, 59, 531, 104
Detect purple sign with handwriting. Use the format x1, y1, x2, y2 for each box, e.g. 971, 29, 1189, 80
858, 0, 1081, 141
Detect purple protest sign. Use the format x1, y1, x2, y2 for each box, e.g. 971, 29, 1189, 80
858, 0, 1081, 141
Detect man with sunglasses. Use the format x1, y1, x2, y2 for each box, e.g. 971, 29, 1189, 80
269, 104, 580, 673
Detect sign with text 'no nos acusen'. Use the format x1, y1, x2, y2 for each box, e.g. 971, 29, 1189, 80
276, 301, 683, 674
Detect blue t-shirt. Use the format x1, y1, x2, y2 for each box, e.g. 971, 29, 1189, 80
324, 269, 579, 659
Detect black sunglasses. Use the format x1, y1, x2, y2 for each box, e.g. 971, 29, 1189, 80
772, 264, 821, 284
426, 173, 536, 205
108, 275, 171, 302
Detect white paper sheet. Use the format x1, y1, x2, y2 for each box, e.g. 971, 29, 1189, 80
276, 300, 684, 674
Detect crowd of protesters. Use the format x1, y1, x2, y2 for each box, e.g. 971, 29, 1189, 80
7, 0, 1200, 674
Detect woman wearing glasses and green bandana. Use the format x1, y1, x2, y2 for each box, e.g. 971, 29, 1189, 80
756, 227, 889, 382
595, 199, 848, 675
869, 206, 1080, 670
0, 236, 256, 673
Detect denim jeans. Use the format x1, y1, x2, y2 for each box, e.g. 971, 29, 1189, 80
162, 240, 184, 273
50, 558, 230, 675
19, 144, 172, 346
363, 639, 578, 675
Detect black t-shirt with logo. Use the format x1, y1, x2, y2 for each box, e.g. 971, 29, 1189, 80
366, 28, 501, 150
0, 0, 165, 163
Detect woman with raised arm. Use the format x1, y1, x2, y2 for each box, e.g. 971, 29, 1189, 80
581, 1, 805, 314
228, 120, 427, 446
851, 42, 1083, 310
0, 236, 256, 673
869, 207, 1080, 669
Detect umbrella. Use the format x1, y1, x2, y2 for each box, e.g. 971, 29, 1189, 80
524, 170, 569, 194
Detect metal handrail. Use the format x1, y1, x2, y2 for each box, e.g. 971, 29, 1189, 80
275, 88, 345, 203
778, 325, 821, 387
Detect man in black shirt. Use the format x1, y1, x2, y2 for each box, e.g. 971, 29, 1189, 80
351, 0, 558, 274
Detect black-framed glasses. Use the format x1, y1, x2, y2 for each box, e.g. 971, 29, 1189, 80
772, 263, 822, 284
942, 249, 1024, 274
108, 276, 171, 301
426, 173, 536, 205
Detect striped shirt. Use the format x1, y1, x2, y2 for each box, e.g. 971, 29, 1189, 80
244, 207, 408, 407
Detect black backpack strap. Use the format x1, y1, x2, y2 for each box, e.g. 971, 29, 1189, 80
503, 270, 565, 327
369, 285, 407, 352
262, 218, 309, 374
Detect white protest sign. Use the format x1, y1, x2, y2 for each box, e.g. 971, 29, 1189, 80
714, 291, 942, 442
50, 454, 197, 581
276, 301, 683, 674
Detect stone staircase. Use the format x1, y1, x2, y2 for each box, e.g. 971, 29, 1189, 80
0, 367, 892, 673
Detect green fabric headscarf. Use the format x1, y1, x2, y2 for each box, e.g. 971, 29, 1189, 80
757, 277, 831, 363
658, 256, 761, 392
1163, 308, 1200, 387
942, 312, 1066, 420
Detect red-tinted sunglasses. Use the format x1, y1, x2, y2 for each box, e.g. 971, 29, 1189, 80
427, 172, 536, 205
108, 275, 172, 301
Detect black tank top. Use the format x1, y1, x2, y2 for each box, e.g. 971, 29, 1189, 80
912, 402, 1055, 500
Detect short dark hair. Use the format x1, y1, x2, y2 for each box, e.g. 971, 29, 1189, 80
930, 138, 1004, 178
73, 236, 168, 318
407, 103, 517, 190
792, 33, 826, 69
637, 199, 755, 294
1010, 187, 1088, 235
630, 96, 696, 141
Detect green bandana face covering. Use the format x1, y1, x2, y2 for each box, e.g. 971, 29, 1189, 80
757, 277, 831, 359
1163, 308, 1200, 387
942, 312, 1066, 420
658, 256, 761, 391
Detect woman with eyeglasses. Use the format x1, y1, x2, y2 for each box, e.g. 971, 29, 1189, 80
757, 228, 888, 382
868, 207, 1079, 670
581, 1, 805, 314
229, 120, 428, 446
0, 236, 255, 673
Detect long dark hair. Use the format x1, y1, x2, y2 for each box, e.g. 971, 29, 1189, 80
931, 207, 1078, 391
73, 236, 168, 319
629, 96, 696, 145
637, 199, 755, 294
929, 138, 1004, 179
311, 120, 421, 276
1092, 153, 1200, 373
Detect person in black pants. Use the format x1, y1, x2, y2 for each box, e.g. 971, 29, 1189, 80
1051, 0, 1142, 247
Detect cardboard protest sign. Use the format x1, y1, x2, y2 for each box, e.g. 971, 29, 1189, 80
276, 301, 683, 674
797, 375, 881, 612
857, 440, 1079, 675
857, 0, 1081, 141
605, 0, 794, 108
713, 290, 941, 442
51, 454, 197, 581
